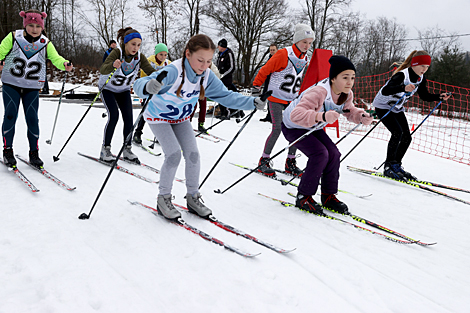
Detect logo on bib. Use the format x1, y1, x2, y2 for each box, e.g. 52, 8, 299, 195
23, 43, 39, 52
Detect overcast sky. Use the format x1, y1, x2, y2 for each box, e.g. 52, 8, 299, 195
336, 0, 470, 51
132, 0, 470, 55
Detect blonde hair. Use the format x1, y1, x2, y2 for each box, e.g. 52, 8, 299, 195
393, 50, 430, 75
176, 34, 216, 100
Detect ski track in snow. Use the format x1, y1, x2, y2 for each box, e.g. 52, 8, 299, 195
1, 82, 469, 312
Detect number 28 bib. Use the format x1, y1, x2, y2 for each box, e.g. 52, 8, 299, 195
268, 46, 308, 102
144, 59, 210, 124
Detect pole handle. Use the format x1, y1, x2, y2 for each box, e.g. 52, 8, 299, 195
260, 90, 272, 102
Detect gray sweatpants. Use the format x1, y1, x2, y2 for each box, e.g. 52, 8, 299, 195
262, 101, 297, 157
149, 121, 200, 196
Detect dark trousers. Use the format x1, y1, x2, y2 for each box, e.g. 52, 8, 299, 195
2, 83, 40, 151
282, 123, 340, 195
218, 78, 238, 116
190, 98, 207, 123
375, 108, 411, 164
101, 89, 133, 146
135, 115, 146, 133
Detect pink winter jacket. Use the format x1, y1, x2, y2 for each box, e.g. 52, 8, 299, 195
290, 86, 366, 128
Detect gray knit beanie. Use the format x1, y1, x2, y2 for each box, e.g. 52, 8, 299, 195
293, 23, 315, 44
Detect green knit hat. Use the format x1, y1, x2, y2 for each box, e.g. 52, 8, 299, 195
154, 43, 168, 55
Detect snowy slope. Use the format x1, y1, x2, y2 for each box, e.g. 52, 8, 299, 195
1, 90, 469, 313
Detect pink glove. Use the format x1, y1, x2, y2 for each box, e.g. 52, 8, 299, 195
323, 111, 340, 124
360, 113, 374, 125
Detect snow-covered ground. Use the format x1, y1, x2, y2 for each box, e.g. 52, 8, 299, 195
1, 85, 470, 312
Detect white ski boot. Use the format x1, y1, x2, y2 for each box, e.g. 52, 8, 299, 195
100, 145, 115, 163
157, 194, 182, 220
186, 192, 212, 218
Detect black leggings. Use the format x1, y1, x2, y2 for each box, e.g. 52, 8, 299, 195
375, 108, 411, 164
101, 89, 133, 146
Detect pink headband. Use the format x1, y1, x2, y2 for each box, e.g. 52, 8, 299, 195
19, 11, 47, 29
411, 55, 431, 67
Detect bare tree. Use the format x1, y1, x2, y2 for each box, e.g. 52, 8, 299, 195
418, 26, 459, 60
358, 17, 408, 76
203, 0, 289, 86
328, 11, 363, 63
138, 0, 178, 45
78, 0, 121, 50
184, 0, 203, 36
1, 0, 58, 40
303, 0, 351, 49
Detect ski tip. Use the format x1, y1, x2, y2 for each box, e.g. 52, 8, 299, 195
68, 187, 77, 191
214, 189, 222, 194
416, 241, 438, 246
278, 247, 297, 254
243, 252, 262, 257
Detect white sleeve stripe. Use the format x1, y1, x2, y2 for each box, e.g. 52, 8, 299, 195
227, 52, 235, 75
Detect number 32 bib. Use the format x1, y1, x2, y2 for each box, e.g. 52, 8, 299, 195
1, 30, 48, 89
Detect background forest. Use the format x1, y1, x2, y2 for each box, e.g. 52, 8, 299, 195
1, 0, 469, 87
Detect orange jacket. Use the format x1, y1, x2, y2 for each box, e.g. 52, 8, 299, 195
253, 44, 306, 104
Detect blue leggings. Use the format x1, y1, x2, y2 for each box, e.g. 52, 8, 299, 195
2, 83, 40, 151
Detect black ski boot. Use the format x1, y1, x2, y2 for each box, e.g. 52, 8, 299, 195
395, 163, 417, 181
133, 130, 143, 145
257, 157, 275, 177
285, 158, 303, 177
3, 148, 17, 167
295, 193, 323, 215
384, 162, 406, 181
259, 115, 272, 123
29, 150, 44, 168
321, 193, 349, 214
198, 122, 208, 134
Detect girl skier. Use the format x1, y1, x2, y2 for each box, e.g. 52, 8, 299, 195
0, 10, 73, 168
134, 43, 172, 144
372, 50, 451, 180
282, 55, 373, 215
133, 34, 267, 221
99, 27, 156, 164
252, 24, 314, 178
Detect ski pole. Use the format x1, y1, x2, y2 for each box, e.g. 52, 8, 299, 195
79, 71, 167, 220
46, 63, 71, 145
335, 120, 363, 145
149, 137, 157, 149
374, 92, 451, 170
215, 121, 327, 195
199, 91, 272, 189
410, 94, 451, 136
194, 109, 244, 137
53, 66, 120, 162
340, 93, 406, 163
236, 111, 251, 124
281, 110, 358, 186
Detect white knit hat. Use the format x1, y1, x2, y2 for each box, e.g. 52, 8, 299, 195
293, 23, 315, 44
